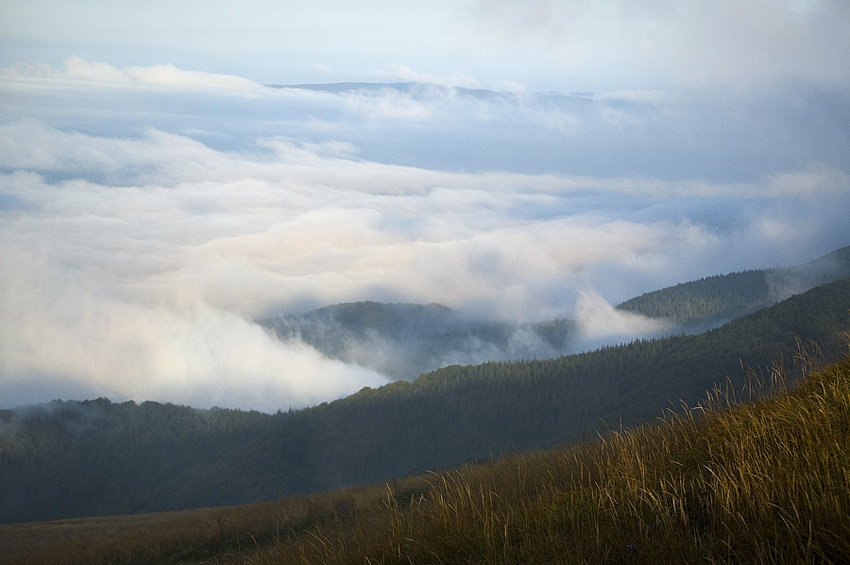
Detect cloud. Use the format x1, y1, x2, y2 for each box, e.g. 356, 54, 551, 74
341, 87, 436, 121
311, 62, 334, 75
1, 58, 849, 411
373, 64, 482, 89
4, 58, 849, 182
0, 56, 263, 90
474, 0, 850, 89
573, 291, 673, 350
0, 232, 389, 413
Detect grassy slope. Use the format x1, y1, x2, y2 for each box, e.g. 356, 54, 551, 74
4, 348, 850, 564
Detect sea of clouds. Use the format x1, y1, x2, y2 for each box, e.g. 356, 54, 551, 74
1, 58, 849, 411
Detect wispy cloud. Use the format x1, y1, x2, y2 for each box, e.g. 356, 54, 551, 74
372, 64, 482, 88
474, 0, 850, 89
1, 56, 263, 89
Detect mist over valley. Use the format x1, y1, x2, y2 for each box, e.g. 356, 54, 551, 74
3, 66, 850, 411
3, 269, 850, 524
252, 244, 850, 382
3, 5, 850, 552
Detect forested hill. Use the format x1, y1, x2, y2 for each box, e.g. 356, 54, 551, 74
259, 245, 850, 382
257, 301, 576, 380
2, 278, 849, 524
616, 244, 850, 328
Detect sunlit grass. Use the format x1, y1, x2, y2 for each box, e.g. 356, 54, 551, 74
249, 343, 850, 564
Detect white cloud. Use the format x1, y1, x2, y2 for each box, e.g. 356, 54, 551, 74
574, 291, 673, 349
311, 62, 334, 76
0, 56, 263, 90
474, 0, 850, 89
342, 88, 436, 121
1, 56, 849, 410
373, 64, 482, 89
0, 233, 389, 413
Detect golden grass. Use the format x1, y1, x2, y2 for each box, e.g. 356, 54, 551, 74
4, 343, 850, 564
246, 348, 850, 564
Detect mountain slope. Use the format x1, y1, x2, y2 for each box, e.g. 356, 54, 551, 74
258, 301, 576, 380
259, 245, 850, 381
617, 244, 850, 328
3, 277, 848, 523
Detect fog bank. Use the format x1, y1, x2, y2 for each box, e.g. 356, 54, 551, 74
2, 61, 849, 411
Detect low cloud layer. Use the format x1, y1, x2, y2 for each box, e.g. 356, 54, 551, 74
2, 60, 849, 411
1, 56, 264, 89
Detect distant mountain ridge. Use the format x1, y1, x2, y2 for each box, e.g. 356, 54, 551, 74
266, 81, 598, 106
268, 81, 420, 93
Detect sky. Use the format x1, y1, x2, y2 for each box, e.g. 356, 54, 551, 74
1, 1, 850, 412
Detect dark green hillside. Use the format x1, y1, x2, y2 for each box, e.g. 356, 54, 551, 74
246, 354, 850, 564
617, 269, 770, 326
617, 244, 850, 327
0, 401, 274, 523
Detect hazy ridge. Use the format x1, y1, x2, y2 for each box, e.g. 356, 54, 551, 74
258, 302, 576, 380
257, 244, 850, 380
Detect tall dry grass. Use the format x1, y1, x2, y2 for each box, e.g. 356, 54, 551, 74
246, 343, 850, 564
